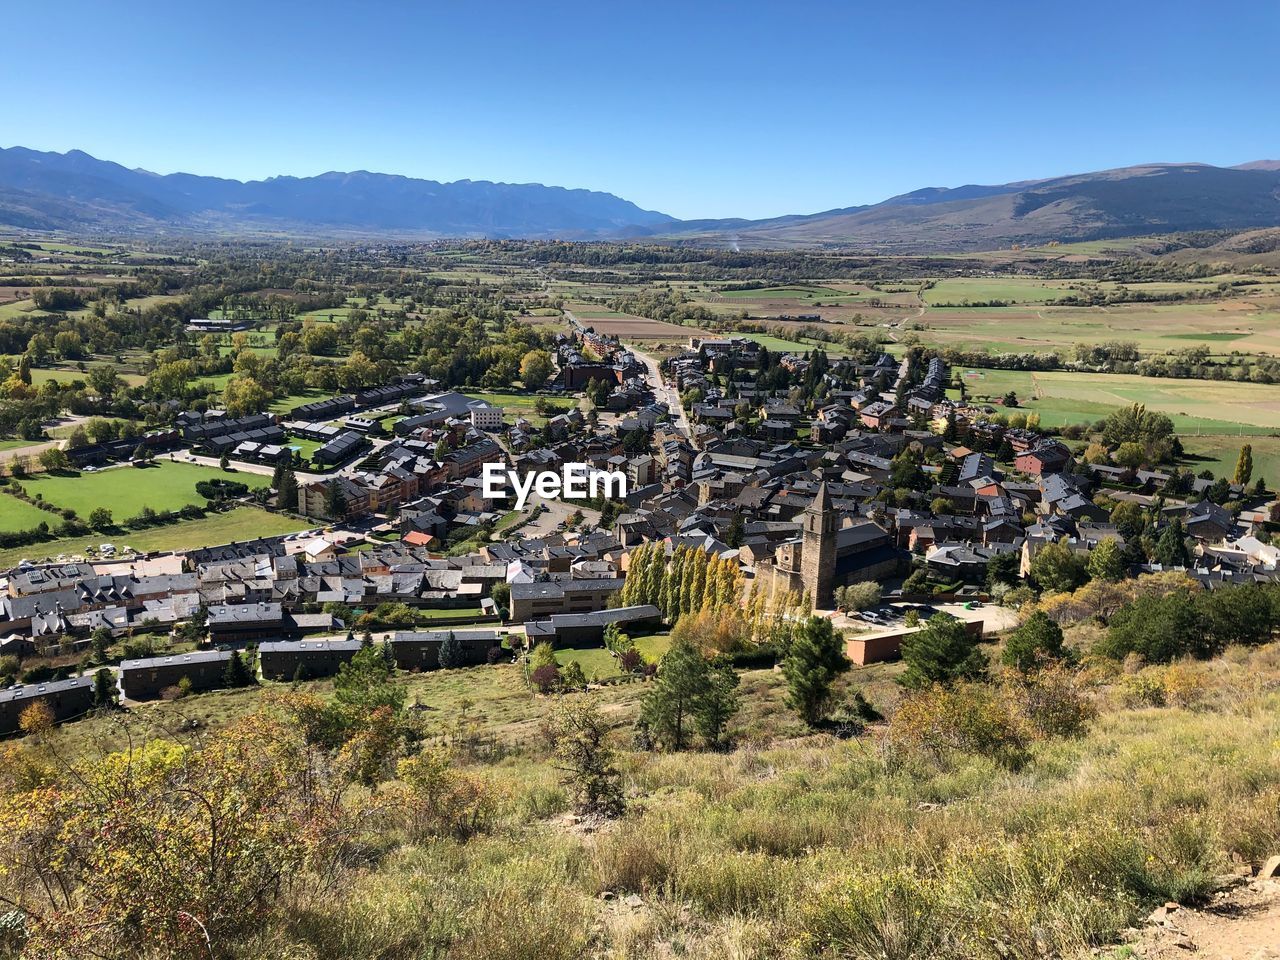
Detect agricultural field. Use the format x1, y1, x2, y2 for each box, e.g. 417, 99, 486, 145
11, 461, 271, 519
911, 299, 1280, 355
923, 277, 1083, 305
569, 303, 708, 340
954, 367, 1280, 433
0, 506, 311, 570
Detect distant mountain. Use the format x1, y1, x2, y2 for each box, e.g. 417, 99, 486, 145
0, 146, 676, 239
3, 147, 1280, 250
656, 163, 1280, 250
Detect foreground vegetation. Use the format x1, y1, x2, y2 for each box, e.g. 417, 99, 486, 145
2, 613, 1277, 959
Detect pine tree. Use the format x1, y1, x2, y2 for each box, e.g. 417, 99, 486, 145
693, 663, 740, 748
223, 650, 255, 688
782, 616, 850, 726
899, 613, 986, 689
438, 631, 466, 669
640, 639, 709, 750
1002, 611, 1066, 672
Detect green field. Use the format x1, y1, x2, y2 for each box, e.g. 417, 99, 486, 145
14, 461, 272, 518
0, 507, 311, 569
1180, 435, 1280, 487
955, 367, 1280, 433
0, 493, 58, 532
554, 646, 621, 679
736, 331, 851, 356
270, 389, 334, 414
924, 278, 1083, 305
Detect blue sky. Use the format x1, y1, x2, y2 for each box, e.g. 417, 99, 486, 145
4, 1, 1278, 219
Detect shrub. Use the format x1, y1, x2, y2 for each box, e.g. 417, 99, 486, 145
1002, 610, 1067, 672
890, 683, 1029, 769
1118, 671, 1166, 708
1002, 663, 1096, 739
530, 664, 560, 694
798, 868, 951, 960
1161, 662, 1210, 709
545, 695, 624, 818
392, 749, 500, 841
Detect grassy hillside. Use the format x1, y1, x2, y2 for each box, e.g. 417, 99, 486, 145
12, 639, 1280, 959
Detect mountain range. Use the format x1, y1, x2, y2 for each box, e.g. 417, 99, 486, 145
2, 145, 1279, 250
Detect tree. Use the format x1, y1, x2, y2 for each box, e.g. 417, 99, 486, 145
223, 650, 256, 688
334, 643, 404, 715
640, 638, 709, 750
88, 507, 114, 531
546, 695, 624, 818
324, 480, 347, 519
782, 616, 850, 726
438, 631, 466, 669
1196, 584, 1276, 649
1113, 442, 1146, 469
1086, 537, 1127, 583
490, 582, 511, 618
900, 613, 987, 689
1154, 519, 1191, 568
92, 667, 119, 709
841, 581, 881, 612
90, 627, 112, 663
1002, 611, 1066, 672
1234, 444, 1253, 486
38, 447, 69, 472
1099, 591, 1208, 663
692, 663, 740, 748
519, 349, 554, 390
1029, 541, 1088, 593
222, 376, 272, 418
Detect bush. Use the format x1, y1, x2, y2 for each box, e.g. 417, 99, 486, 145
890, 683, 1030, 769
1098, 592, 1210, 663
799, 868, 950, 960
1001, 610, 1066, 672
1001, 663, 1096, 739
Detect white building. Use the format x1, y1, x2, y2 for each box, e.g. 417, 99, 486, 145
471, 406, 504, 430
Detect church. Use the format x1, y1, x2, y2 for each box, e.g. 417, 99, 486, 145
757, 482, 904, 608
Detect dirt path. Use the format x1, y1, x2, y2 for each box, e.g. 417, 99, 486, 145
1127, 872, 1280, 959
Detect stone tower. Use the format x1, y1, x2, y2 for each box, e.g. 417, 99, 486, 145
801, 481, 839, 609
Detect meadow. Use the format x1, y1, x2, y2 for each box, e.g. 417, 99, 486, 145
0, 492, 57, 531
11, 461, 272, 519
954, 367, 1280, 433
0, 506, 310, 568
923, 277, 1082, 305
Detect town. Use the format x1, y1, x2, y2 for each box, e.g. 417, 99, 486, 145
0, 288, 1273, 732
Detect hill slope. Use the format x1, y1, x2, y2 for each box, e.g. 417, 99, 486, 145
662, 163, 1280, 250
0, 146, 676, 239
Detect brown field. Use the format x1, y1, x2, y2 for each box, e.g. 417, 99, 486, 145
570, 308, 709, 340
